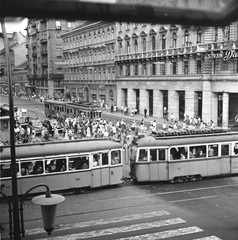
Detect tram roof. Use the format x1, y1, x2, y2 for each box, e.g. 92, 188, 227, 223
136, 133, 238, 148
0, 138, 122, 161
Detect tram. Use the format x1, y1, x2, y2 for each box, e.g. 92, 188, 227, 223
0, 138, 126, 196
44, 99, 102, 120
129, 131, 238, 182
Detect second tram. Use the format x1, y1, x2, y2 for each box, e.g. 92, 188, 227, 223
130, 132, 238, 182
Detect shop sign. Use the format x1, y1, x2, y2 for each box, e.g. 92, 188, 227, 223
207, 49, 238, 61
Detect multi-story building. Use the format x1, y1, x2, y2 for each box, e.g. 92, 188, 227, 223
61, 21, 117, 106
115, 22, 238, 127
26, 19, 83, 99
0, 32, 27, 94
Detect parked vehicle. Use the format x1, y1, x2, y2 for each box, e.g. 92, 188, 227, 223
28, 118, 44, 135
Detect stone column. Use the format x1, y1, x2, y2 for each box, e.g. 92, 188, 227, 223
153, 89, 163, 119
185, 91, 196, 118
140, 89, 149, 115
202, 81, 212, 123
168, 90, 179, 120
127, 88, 136, 110
222, 92, 229, 128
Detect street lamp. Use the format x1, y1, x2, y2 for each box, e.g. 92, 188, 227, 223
32, 188, 65, 235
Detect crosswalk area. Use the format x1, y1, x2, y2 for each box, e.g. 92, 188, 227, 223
2, 210, 221, 240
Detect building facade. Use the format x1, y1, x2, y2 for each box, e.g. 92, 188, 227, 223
115, 22, 238, 127
26, 19, 83, 99
0, 32, 27, 94
61, 21, 117, 106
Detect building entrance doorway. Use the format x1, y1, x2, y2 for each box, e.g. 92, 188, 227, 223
148, 90, 153, 116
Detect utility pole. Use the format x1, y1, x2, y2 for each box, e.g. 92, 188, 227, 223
1, 18, 21, 239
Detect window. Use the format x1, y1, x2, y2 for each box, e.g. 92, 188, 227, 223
45, 157, 67, 173
102, 153, 109, 165
189, 145, 206, 158
197, 28, 202, 43
149, 148, 166, 161
184, 29, 189, 46
139, 149, 148, 161
1, 163, 19, 178
152, 63, 156, 75
234, 143, 238, 155
142, 63, 147, 75
161, 34, 166, 49
68, 155, 89, 170
172, 62, 176, 74
126, 65, 130, 76
172, 32, 177, 48
151, 36, 156, 51
221, 144, 230, 156
119, 65, 123, 76
213, 26, 218, 42
21, 160, 43, 175
119, 41, 123, 54
111, 150, 121, 165
170, 147, 188, 160
134, 39, 138, 53
208, 144, 218, 157
134, 64, 138, 75
184, 61, 189, 75
55, 20, 61, 29
197, 60, 202, 74
142, 37, 146, 52
93, 154, 101, 167
126, 40, 130, 54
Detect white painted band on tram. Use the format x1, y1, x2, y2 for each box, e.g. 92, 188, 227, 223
35, 218, 185, 240
26, 210, 170, 235
117, 226, 203, 239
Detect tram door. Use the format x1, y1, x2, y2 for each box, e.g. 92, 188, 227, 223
91, 153, 110, 187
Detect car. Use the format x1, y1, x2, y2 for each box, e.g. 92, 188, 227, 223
43, 119, 64, 135
28, 118, 44, 135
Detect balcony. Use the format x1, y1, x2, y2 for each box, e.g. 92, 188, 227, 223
40, 38, 47, 43
41, 50, 48, 55
32, 52, 37, 57
41, 61, 48, 67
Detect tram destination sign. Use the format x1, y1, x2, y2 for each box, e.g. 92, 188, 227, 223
207, 49, 238, 61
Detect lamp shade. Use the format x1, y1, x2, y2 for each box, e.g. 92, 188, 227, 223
32, 194, 65, 235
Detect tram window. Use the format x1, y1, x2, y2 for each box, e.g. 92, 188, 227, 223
45, 157, 67, 173
149, 149, 166, 161
93, 154, 101, 167
170, 147, 187, 160
21, 160, 43, 175
208, 144, 218, 157
221, 144, 230, 156
234, 143, 238, 155
139, 149, 148, 161
102, 153, 109, 166
159, 149, 166, 161
68, 155, 89, 170
111, 150, 121, 165
189, 145, 206, 158
150, 149, 157, 161
1, 163, 11, 178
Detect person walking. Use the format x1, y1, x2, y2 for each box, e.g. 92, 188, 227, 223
144, 107, 147, 118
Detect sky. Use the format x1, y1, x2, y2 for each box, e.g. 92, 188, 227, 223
0, 18, 28, 35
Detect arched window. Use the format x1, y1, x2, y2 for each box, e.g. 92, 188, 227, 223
197, 28, 202, 44
162, 34, 166, 49
119, 41, 123, 54
172, 32, 177, 48
184, 29, 189, 46
126, 40, 130, 54
134, 39, 138, 53
142, 37, 147, 52
151, 36, 156, 51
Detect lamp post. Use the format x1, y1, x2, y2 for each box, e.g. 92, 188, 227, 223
1, 17, 21, 240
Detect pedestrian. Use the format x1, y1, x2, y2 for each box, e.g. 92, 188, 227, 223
144, 107, 147, 118
35, 107, 38, 118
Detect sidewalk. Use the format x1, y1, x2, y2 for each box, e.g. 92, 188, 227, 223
103, 109, 164, 128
